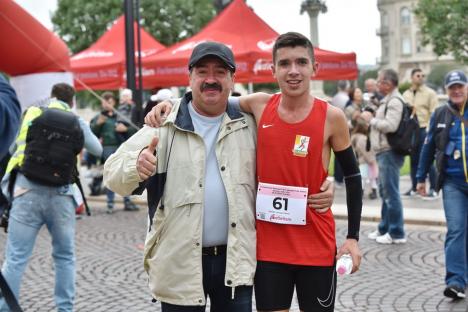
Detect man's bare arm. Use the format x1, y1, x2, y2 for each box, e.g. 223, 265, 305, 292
238, 92, 271, 124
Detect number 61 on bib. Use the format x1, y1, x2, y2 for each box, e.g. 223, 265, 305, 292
256, 182, 308, 225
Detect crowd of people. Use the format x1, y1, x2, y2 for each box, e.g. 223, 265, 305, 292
330, 68, 467, 300
0, 31, 466, 312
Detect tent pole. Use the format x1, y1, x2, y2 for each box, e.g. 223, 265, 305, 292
135, 0, 143, 126
124, 0, 136, 103
248, 82, 253, 94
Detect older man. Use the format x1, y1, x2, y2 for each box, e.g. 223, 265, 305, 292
105, 42, 258, 311
362, 69, 406, 245
416, 70, 468, 300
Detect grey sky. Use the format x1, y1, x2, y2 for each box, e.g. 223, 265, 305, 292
15, 0, 380, 65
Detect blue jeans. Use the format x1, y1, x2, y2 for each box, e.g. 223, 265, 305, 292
161, 254, 252, 312
410, 128, 436, 190
376, 150, 405, 239
0, 182, 76, 312
442, 178, 468, 288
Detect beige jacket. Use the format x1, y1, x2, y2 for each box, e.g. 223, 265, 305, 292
369, 89, 404, 154
351, 133, 376, 165
403, 85, 438, 128
103, 94, 257, 305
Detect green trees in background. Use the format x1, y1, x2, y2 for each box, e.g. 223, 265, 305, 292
52, 0, 216, 54
414, 0, 468, 65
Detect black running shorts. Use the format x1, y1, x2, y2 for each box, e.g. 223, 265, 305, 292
254, 261, 337, 312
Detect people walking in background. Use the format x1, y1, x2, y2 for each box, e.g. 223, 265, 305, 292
361, 69, 406, 245
351, 117, 378, 200
403, 68, 439, 199
0, 83, 102, 312
331, 80, 350, 187
416, 70, 468, 300
90, 92, 139, 213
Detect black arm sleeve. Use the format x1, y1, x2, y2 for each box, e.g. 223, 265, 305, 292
335, 146, 362, 241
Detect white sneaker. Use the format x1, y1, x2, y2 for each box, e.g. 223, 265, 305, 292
376, 233, 407, 244
421, 189, 439, 201
368, 230, 380, 240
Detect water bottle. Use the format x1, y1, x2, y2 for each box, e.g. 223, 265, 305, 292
336, 254, 353, 276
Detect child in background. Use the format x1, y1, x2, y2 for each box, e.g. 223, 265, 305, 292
351, 117, 379, 199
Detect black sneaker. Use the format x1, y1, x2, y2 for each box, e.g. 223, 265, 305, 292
124, 201, 140, 211
402, 189, 416, 197
443, 285, 466, 299
106, 203, 114, 214
368, 188, 377, 200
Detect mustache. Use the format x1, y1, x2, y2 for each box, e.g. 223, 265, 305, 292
201, 82, 222, 92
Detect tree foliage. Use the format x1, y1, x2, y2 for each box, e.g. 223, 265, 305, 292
427, 63, 460, 91
52, 0, 216, 54
414, 0, 468, 64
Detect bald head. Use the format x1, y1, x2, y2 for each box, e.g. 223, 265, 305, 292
365, 78, 377, 93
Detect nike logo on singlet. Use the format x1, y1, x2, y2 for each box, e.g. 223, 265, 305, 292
262, 124, 274, 128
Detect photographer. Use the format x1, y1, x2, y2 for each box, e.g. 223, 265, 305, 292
363, 78, 382, 113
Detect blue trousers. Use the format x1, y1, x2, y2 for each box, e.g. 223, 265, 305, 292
442, 178, 468, 288
377, 150, 405, 239
161, 254, 252, 312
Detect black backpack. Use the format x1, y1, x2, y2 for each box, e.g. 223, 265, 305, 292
384, 97, 420, 156
21, 108, 84, 186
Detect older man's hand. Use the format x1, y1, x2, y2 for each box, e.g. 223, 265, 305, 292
137, 137, 158, 180
308, 179, 334, 213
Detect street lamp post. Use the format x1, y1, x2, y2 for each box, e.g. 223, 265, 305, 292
300, 0, 327, 97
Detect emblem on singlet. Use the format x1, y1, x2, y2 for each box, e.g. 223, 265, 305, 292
292, 135, 310, 157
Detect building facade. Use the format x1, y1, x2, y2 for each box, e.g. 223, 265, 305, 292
376, 0, 457, 82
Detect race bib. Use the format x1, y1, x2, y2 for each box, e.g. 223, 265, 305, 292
256, 182, 308, 225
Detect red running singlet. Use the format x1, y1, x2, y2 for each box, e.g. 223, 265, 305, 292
256, 94, 335, 266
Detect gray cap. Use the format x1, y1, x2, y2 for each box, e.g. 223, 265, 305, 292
188, 41, 236, 72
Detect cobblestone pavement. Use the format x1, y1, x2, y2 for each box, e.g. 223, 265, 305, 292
0, 204, 466, 312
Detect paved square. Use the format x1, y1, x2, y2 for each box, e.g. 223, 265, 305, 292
0, 205, 466, 311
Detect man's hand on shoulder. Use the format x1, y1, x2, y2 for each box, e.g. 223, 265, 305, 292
145, 100, 173, 128
308, 179, 334, 213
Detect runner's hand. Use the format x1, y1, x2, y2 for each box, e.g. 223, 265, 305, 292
137, 137, 158, 180
145, 100, 174, 128
337, 239, 361, 274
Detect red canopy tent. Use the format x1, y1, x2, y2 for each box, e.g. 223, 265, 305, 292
71, 15, 166, 90
142, 0, 357, 88
0, 0, 70, 75
0, 0, 73, 109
